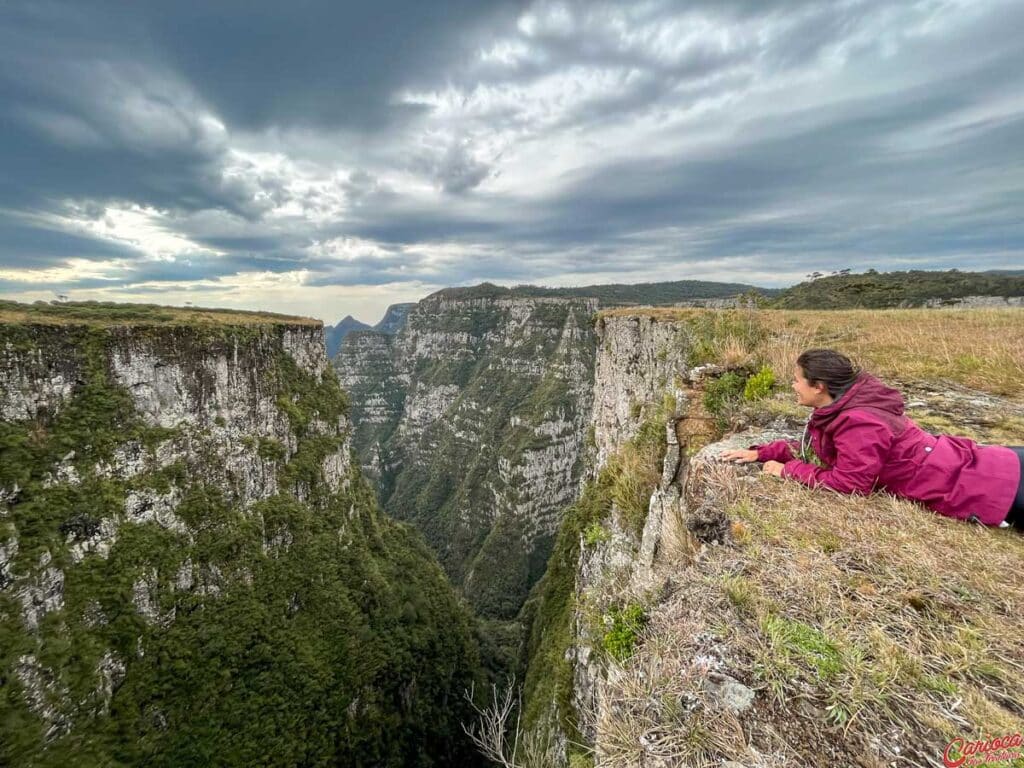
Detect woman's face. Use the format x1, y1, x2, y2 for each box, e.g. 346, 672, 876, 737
792, 366, 829, 407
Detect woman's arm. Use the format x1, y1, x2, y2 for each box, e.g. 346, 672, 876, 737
781, 416, 893, 494
749, 439, 800, 464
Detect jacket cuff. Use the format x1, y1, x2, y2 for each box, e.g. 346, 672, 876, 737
753, 441, 791, 463
781, 459, 810, 482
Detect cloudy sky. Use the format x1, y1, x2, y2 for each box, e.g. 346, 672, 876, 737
1, 1, 1022, 323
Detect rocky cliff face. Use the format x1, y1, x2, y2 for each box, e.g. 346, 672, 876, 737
336, 293, 597, 618
521, 312, 805, 763
0, 313, 481, 766
590, 315, 691, 469
519, 314, 693, 746
373, 302, 416, 335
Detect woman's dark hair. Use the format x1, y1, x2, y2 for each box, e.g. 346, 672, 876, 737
796, 349, 861, 399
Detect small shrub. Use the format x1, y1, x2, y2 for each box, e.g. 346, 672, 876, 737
606, 445, 656, 537
702, 372, 746, 425
257, 437, 287, 461
703, 372, 745, 414
583, 522, 610, 547
759, 613, 843, 683
919, 674, 958, 696
743, 365, 775, 401
798, 440, 826, 468
602, 603, 648, 662
660, 391, 677, 417
684, 311, 768, 366
722, 575, 756, 615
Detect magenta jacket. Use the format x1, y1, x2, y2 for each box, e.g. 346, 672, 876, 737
752, 373, 1021, 526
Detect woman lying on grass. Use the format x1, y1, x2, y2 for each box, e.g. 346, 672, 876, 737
719, 348, 1024, 529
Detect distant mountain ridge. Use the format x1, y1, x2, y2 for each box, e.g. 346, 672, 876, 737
770, 269, 1024, 309
324, 315, 370, 356
374, 302, 415, 334
429, 279, 779, 304
324, 303, 416, 357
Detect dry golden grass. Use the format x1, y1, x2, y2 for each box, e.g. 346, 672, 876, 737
758, 308, 1024, 399
607, 462, 1024, 767
0, 299, 319, 327
596, 626, 754, 768
600, 306, 1024, 400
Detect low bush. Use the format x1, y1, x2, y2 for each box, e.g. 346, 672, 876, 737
602, 603, 648, 662
583, 523, 611, 547
743, 365, 776, 401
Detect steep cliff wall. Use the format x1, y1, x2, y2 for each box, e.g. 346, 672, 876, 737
520, 313, 704, 757
336, 294, 597, 619
0, 308, 482, 766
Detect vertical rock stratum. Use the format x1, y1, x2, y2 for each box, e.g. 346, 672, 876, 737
336, 289, 598, 619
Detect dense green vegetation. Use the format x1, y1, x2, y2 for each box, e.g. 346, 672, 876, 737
0, 323, 483, 767
601, 603, 648, 662
430, 280, 778, 305
770, 269, 1024, 308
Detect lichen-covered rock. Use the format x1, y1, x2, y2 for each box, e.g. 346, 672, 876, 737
16, 551, 65, 630
703, 672, 756, 713
14, 654, 71, 739
0, 335, 77, 422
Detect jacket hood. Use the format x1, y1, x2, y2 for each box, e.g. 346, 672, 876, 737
809, 372, 906, 432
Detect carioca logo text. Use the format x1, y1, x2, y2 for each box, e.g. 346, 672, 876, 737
943, 732, 1023, 767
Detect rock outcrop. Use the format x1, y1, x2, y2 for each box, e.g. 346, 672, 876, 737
522, 308, 1024, 768
922, 295, 1024, 308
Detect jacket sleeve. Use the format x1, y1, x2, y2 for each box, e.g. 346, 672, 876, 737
749, 439, 799, 463
781, 416, 893, 495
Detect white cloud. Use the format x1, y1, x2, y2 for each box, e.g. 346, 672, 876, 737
49, 203, 221, 262
0, 257, 123, 286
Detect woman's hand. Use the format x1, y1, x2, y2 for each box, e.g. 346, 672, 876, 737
718, 449, 759, 464
762, 460, 785, 477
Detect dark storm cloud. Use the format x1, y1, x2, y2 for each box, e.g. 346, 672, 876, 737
135, 1, 525, 132
343, 8, 1024, 279
0, 0, 1023, 306
0, 1, 516, 214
